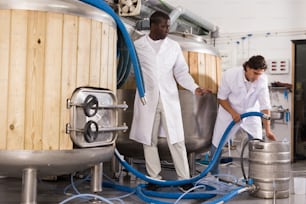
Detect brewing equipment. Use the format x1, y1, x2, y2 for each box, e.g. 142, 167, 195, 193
0, 0, 120, 203
249, 140, 290, 199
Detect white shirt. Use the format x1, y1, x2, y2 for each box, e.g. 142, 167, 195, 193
146, 35, 163, 53
212, 66, 271, 147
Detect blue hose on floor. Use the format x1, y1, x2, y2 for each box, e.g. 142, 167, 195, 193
115, 112, 267, 187
105, 112, 266, 203
202, 186, 250, 204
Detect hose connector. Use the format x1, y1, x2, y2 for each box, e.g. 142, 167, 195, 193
246, 178, 259, 193
247, 184, 258, 193
141, 96, 147, 105
262, 114, 271, 120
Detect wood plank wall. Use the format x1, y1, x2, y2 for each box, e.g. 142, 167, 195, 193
186, 51, 222, 94
121, 51, 222, 94
0, 9, 117, 150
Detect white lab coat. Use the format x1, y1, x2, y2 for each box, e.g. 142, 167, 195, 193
129, 35, 198, 145
212, 67, 271, 147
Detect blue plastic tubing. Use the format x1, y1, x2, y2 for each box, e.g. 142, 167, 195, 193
103, 182, 215, 204
80, 0, 145, 100
115, 111, 265, 186
203, 186, 249, 204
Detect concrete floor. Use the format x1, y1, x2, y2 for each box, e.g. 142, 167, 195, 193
0, 156, 306, 204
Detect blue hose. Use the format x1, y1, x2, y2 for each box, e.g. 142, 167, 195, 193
80, 0, 146, 103
202, 186, 249, 204
117, 31, 132, 88
103, 181, 135, 193
115, 111, 266, 187
135, 184, 173, 204
103, 180, 216, 199
142, 186, 216, 199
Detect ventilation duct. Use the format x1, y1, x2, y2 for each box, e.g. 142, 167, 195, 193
132, 0, 218, 36
137, 0, 218, 36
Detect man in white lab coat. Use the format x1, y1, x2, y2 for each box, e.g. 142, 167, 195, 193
129, 11, 210, 190
210, 55, 277, 175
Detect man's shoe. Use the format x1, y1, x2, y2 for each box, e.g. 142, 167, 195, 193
178, 183, 194, 193
146, 183, 160, 191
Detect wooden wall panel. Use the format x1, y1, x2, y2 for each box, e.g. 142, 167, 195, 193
24, 11, 46, 150
197, 53, 206, 89
76, 17, 91, 87
99, 23, 110, 89
0, 10, 10, 149
109, 27, 117, 92
188, 52, 199, 83
42, 13, 63, 150
0, 9, 117, 150
90, 20, 102, 87
7, 10, 28, 150
205, 54, 217, 93
59, 15, 78, 150
216, 56, 222, 92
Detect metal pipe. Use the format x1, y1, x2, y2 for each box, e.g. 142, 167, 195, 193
21, 168, 37, 204
145, 0, 218, 32
188, 152, 196, 176
168, 6, 184, 31
91, 163, 103, 193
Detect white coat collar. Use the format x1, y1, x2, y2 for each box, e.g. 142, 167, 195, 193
237, 67, 256, 95
237, 68, 246, 88
145, 34, 168, 54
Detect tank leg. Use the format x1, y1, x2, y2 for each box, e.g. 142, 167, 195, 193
21, 168, 37, 204
128, 157, 136, 182
111, 155, 119, 178
91, 162, 103, 193
188, 152, 196, 177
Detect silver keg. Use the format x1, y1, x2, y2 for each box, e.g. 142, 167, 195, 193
248, 140, 290, 199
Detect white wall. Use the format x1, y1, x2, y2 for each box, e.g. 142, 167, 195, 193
166, 0, 306, 144
167, 0, 306, 33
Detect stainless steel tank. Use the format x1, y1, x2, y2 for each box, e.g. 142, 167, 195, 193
168, 32, 219, 56
0, 0, 119, 203
249, 140, 290, 199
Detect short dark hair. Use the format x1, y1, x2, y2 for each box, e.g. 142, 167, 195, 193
243, 55, 267, 70
149, 11, 170, 26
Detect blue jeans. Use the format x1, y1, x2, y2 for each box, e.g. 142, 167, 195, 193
209, 132, 253, 175
209, 145, 220, 175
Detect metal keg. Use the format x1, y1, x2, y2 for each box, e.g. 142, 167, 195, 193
249, 140, 290, 199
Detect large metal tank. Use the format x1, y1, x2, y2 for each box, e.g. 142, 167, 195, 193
249, 140, 290, 199
0, 0, 117, 151
116, 32, 220, 173
0, 0, 120, 203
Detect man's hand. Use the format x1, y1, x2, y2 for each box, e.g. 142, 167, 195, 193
231, 112, 241, 123
195, 87, 212, 96
266, 130, 277, 141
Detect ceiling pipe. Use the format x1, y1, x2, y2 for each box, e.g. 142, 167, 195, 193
144, 0, 218, 34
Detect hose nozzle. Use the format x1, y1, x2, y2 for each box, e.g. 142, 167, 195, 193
141, 96, 147, 105
262, 114, 271, 120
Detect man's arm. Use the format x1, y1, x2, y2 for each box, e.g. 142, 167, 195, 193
218, 99, 241, 123
261, 109, 277, 141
